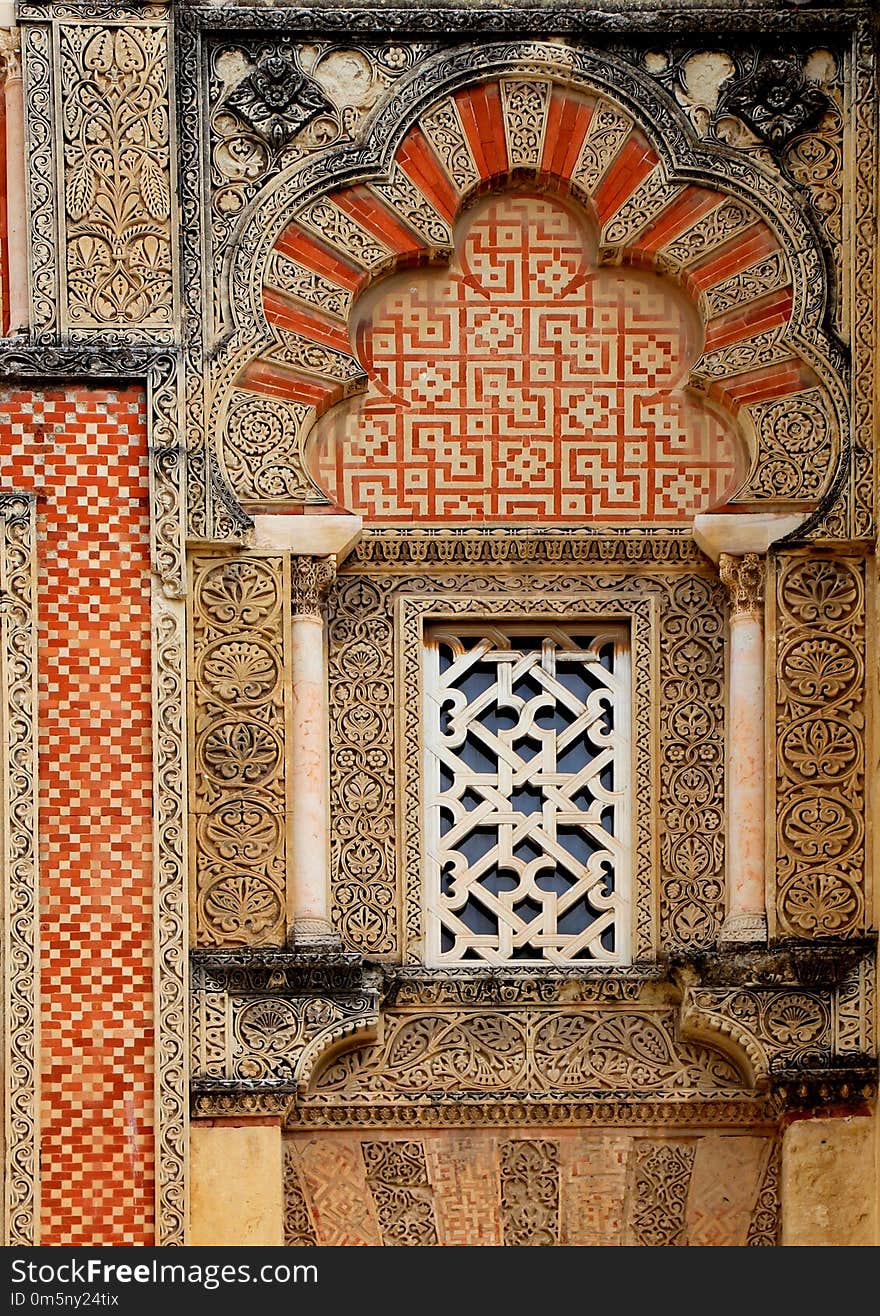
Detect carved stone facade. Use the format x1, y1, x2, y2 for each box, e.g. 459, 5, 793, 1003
0, 0, 877, 1249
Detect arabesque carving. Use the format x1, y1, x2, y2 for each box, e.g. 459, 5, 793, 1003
361, 1139, 438, 1245
58, 20, 175, 335
771, 555, 868, 938
189, 555, 288, 948
0, 494, 39, 1245
191, 950, 380, 1092
500, 1139, 558, 1245
626, 1143, 695, 1245
307, 1005, 746, 1100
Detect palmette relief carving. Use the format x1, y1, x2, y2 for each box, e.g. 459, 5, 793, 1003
308, 1008, 744, 1099
682, 986, 832, 1083
192, 968, 380, 1089
190, 556, 288, 947
773, 556, 867, 938
59, 21, 175, 334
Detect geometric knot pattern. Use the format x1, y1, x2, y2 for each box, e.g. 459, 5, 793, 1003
423, 622, 631, 964
310, 192, 746, 522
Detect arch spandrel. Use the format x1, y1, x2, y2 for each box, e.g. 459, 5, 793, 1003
209, 44, 846, 530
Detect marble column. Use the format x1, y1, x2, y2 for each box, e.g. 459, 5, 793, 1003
718, 551, 768, 943
289, 554, 338, 945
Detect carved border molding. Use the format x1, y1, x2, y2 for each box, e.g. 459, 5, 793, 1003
329, 565, 727, 959
179, 6, 863, 38
150, 588, 189, 1245
397, 591, 658, 964
0, 494, 39, 1245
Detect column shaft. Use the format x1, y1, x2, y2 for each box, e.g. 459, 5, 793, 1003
289, 555, 337, 944
719, 552, 768, 942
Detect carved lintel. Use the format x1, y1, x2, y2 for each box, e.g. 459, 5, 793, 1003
190, 950, 380, 1098
290, 554, 336, 620
719, 551, 765, 619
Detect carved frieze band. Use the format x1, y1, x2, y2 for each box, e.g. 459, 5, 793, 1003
771, 554, 869, 939
0, 494, 39, 1245
306, 1005, 746, 1102
189, 554, 289, 949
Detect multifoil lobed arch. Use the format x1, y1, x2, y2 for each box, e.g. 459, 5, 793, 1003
211, 45, 846, 523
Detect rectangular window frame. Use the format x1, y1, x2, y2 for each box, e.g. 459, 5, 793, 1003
397, 592, 659, 966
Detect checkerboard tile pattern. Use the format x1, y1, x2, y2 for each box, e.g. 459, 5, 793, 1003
0, 387, 154, 1245
311, 192, 745, 522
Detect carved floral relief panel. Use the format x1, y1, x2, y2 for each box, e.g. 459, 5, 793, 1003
188, 554, 290, 948
770, 553, 871, 939
22, 11, 178, 339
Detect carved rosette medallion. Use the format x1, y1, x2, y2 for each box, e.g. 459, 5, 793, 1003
772, 555, 868, 938
190, 556, 289, 947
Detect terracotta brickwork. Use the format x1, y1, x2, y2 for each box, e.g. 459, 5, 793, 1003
0, 386, 154, 1245
310, 191, 745, 522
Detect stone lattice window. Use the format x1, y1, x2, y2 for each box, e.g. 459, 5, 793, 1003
422, 622, 632, 965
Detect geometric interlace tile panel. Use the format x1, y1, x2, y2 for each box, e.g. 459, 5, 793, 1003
423, 623, 631, 964
310, 192, 746, 522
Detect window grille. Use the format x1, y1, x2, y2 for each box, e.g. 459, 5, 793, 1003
423, 623, 631, 965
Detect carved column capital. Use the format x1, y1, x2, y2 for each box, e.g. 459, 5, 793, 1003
290, 554, 336, 620
719, 552, 765, 620
0, 30, 22, 85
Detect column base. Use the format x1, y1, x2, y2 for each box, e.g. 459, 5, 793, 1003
292, 917, 344, 949
718, 912, 768, 945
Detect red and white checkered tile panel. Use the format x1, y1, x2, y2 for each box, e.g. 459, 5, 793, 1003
0, 386, 154, 1245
